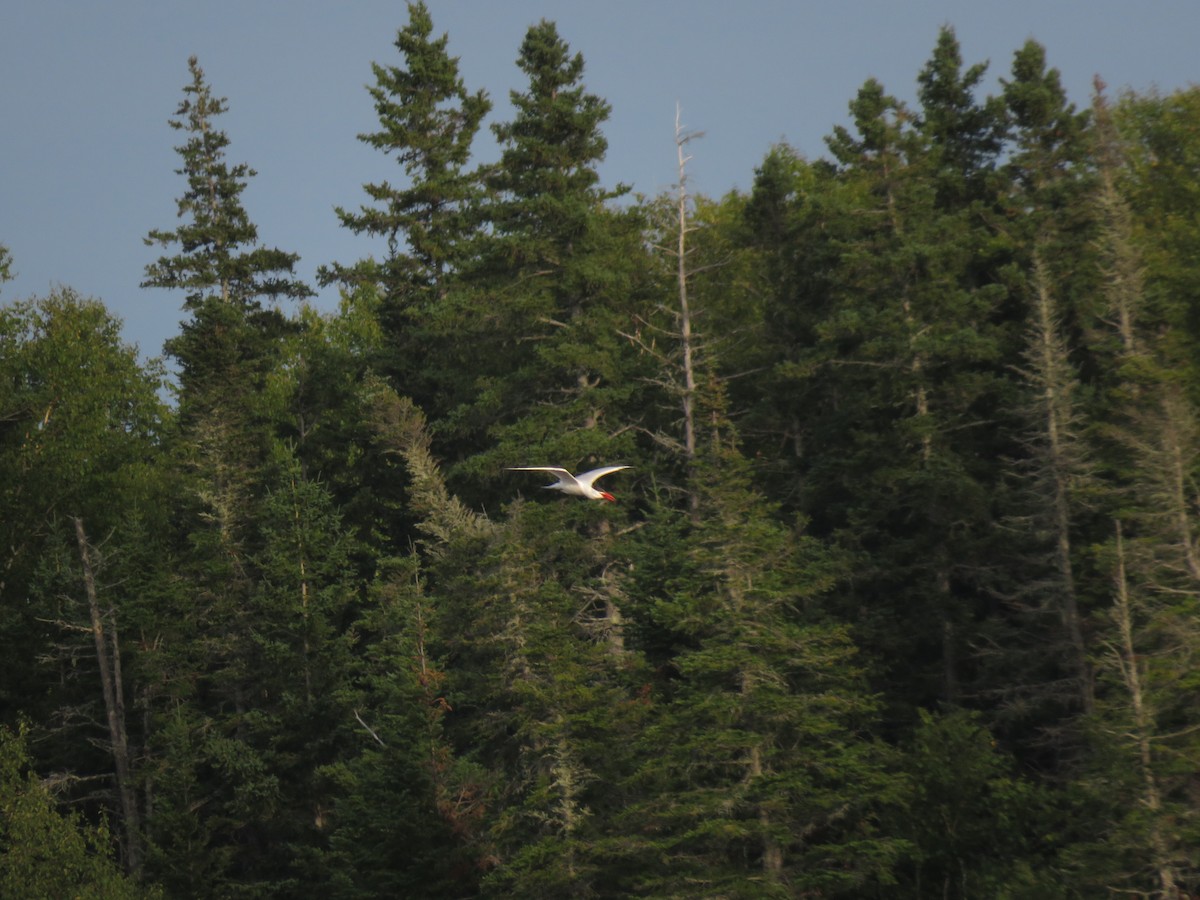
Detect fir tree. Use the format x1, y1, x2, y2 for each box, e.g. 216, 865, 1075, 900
143, 55, 312, 420
915, 26, 1005, 210
138, 58, 332, 896
817, 70, 1013, 711
620, 384, 906, 895
320, 2, 490, 401
0, 244, 12, 292
447, 19, 647, 491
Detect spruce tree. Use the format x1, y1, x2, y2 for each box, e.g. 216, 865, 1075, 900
139, 57, 331, 895
815, 69, 1013, 712
1067, 87, 1200, 896
144, 56, 312, 419
1000, 39, 1094, 327
446, 19, 648, 491
361, 381, 642, 896
321, 2, 490, 400
982, 255, 1097, 752
618, 381, 905, 895
627, 156, 907, 886
969, 39, 1099, 763
889, 709, 1060, 897
915, 26, 1005, 210
0, 244, 12, 291
738, 145, 847, 508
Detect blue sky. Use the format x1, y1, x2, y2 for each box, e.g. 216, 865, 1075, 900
3, 1, 1198, 362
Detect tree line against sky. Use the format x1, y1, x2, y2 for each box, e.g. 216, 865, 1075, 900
3, 3, 1200, 896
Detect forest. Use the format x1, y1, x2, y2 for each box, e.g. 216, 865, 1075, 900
3, 4, 1200, 897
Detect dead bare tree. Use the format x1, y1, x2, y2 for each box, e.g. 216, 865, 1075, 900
73, 516, 142, 875
1105, 522, 1181, 897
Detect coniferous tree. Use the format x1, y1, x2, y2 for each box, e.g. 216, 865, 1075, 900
139, 57, 327, 896
977, 251, 1098, 770
618, 379, 905, 895
915, 26, 1006, 210
628, 138, 907, 887
142, 54, 312, 575
325, 551, 488, 898
1110, 86, 1200, 384
970, 39, 1099, 763
0, 244, 12, 291
815, 66, 1011, 712
11, 22, 1200, 896
1068, 522, 1200, 896
1066, 87, 1200, 896
448, 19, 648, 489
144, 56, 311, 420
462, 503, 641, 897
999, 39, 1094, 317
738, 144, 846, 507
321, 2, 490, 403
359, 381, 643, 896
889, 709, 1060, 898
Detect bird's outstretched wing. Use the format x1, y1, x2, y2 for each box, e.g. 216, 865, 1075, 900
506, 466, 576, 487
575, 465, 631, 488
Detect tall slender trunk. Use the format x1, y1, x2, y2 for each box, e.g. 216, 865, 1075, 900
1158, 393, 1200, 583
940, 575, 957, 705
886, 174, 959, 701
74, 516, 143, 876
675, 104, 699, 520
1031, 257, 1093, 712
289, 476, 313, 703
1112, 522, 1178, 897
1092, 80, 1143, 361
748, 741, 783, 879
590, 522, 627, 658
738, 664, 783, 879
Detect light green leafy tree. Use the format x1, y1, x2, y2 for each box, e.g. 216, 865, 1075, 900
0, 725, 158, 899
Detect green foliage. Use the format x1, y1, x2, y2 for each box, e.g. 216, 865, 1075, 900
321, 3, 491, 407
0, 725, 157, 899
143, 56, 313, 313
8, 19, 1200, 899
430, 19, 651, 492
0, 244, 12, 292
617, 420, 908, 895
143, 55, 310, 431
1115, 86, 1200, 383
890, 710, 1064, 898
916, 26, 1006, 208
325, 2, 489, 291
0, 290, 167, 725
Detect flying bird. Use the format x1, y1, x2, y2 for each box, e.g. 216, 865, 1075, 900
507, 466, 631, 502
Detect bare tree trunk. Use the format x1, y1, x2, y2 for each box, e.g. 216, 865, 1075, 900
675, 104, 700, 520
1157, 393, 1200, 583
73, 516, 143, 875
1031, 257, 1093, 712
1092, 79, 1144, 360
748, 742, 783, 879
902, 290, 933, 464
594, 556, 626, 658
288, 475, 314, 703
940, 580, 957, 705
1112, 522, 1178, 898
602, 591, 625, 657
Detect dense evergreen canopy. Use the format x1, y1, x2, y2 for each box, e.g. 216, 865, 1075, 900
3, 11, 1200, 897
